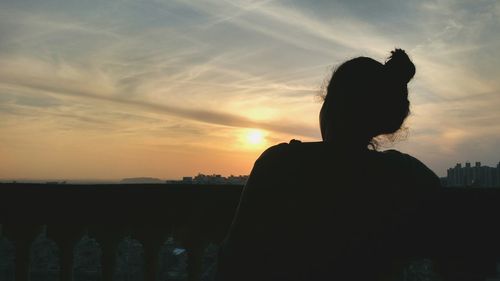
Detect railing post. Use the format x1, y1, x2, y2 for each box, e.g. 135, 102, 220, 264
14, 239, 30, 281
46, 225, 85, 281
92, 226, 125, 281
100, 241, 116, 281
134, 226, 169, 281
185, 240, 204, 281
143, 239, 162, 281
7, 225, 41, 281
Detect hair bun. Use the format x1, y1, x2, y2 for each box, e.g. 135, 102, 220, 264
384, 48, 415, 84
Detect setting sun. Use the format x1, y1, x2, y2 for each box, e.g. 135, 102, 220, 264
246, 129, 265, 146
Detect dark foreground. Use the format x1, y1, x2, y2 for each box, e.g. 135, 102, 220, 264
1, 183, 500, 281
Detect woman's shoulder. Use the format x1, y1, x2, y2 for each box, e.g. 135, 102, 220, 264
256, 139, 323, 163
380, 149, 433, 170
379, 149, 441, 188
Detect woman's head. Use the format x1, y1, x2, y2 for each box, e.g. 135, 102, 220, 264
319, 49, 415, 148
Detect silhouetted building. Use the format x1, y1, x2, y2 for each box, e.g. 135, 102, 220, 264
166, 174, 248, 185
192, 174, 248, 185
446, 161, 500, 187
182, 176, 193, 182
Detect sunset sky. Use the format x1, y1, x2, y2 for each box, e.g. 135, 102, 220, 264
1, 0, 499, 180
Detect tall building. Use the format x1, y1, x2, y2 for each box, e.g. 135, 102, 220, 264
446, 161, 500, 187
497, 162, 500, 187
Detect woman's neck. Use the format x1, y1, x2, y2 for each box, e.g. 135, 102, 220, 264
323, 133, 372, 151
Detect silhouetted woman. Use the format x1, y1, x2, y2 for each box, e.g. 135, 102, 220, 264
215, 49, 440, 281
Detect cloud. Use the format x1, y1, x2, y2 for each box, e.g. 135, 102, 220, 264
0, 56, 318, 138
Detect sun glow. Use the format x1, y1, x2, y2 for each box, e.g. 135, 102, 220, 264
245, 129, 266, 147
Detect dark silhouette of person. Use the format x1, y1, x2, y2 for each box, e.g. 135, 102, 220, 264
215, 49, 441, 281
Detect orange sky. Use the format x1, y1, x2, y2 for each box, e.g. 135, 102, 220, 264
1, 0, 500, 180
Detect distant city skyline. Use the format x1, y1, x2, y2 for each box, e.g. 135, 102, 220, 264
0, 172, 250, 185
1, 1, 500, 179
444, 160, 500, 187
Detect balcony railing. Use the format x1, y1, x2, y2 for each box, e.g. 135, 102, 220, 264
1, 183, 500, 281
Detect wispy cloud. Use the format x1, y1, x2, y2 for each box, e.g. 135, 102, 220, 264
0, 56, 318, 138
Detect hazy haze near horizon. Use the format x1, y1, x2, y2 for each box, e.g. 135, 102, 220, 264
1, 0, 500, 179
